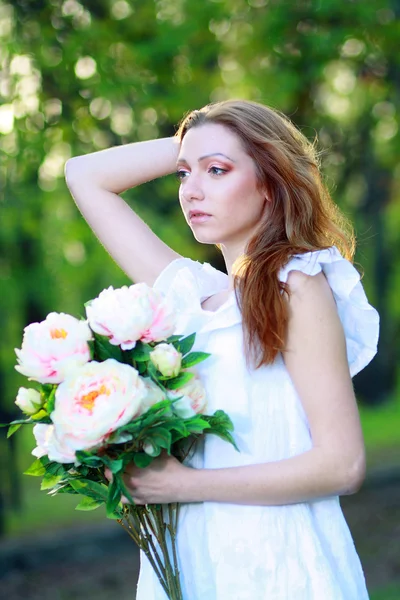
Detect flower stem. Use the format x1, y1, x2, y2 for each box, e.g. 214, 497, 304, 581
118, 504, 183, 600
168, 503, 182, 598
154, 506, 182, 600
136, 507, 168, 591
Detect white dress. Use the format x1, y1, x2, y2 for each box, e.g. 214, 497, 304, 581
136, 246, 379, 600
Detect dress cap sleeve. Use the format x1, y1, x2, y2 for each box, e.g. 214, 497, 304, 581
279, 246, 379, 378
153, 257, 229, 302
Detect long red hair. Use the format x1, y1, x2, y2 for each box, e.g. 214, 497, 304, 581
176, 100, 355, 368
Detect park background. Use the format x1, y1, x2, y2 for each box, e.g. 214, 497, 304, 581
0, 0, 399, 598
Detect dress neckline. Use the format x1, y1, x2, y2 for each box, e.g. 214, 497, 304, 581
200, 290, 235, 314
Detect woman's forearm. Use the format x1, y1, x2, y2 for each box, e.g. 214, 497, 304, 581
65, 137, 180, 194
180, 447, 365, 505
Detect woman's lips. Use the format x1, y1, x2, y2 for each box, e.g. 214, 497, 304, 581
189, 213, 212, 224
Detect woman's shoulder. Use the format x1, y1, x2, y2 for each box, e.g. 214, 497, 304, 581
279, 246, 344, 282
280, 246, 379, 378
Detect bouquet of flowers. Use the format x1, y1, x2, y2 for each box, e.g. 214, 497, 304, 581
4, 282, 238, 600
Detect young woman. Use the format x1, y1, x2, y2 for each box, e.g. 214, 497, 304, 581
65, 100, 379, 599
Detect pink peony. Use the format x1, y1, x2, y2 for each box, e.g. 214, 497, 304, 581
85, 284, 176, 350
169, 375, 207, 418
140, 290, 177, 343
47, 359, 146, 462
15, 313, 92, 384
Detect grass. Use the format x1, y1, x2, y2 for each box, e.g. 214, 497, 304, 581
370, 582, 400, 600
358, 392, 400, 470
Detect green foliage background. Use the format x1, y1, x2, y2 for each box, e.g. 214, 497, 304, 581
1, 0, 399, 576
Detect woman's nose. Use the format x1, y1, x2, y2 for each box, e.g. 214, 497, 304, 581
181, 175, 204, 202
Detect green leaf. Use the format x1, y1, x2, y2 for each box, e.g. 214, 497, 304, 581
41, 473, 64, 490
205, 410, 235, 431
1, 418, 33, 428
185, 415, 211, 434
106, 476, 121, 517
7, 423, 22, 438
200, 410, 239, 451
133, 453, 154, 468
40, 475, 63, 490
167, 335, 184, 343
137, 361, 147, 375
75, 451, 104, 468
45, 461, 70, 476
31, 410, 52, 422
181, 351, 211, 369
131, 342, 151, 362
115, 473, 135, 505
75, 496, 104, 511
46, 386, 57, 414
100, 456, 124, 474
165, 371, 194, 390
174, 333, 195, 355
146, 361, 158, 379
48, 483, 78, 496
24, 458, 48, 476
146, 427, 172, 452
69, 479, 109, 502
88, 339, 95, 360
163, 419, 189, 437
93, 333, 123, 362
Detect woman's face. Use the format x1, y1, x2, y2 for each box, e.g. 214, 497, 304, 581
176, 123, 267, 251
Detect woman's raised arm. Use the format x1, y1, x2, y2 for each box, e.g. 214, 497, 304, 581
64, 137, 181, 286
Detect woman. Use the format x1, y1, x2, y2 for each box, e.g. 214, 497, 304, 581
65, 100, 379, 599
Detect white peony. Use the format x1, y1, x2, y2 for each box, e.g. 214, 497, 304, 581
15, 313, 92, 384
32, 423, 76, 463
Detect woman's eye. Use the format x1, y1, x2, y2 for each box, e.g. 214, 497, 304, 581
175, 170, 189, 181
209, 166, 227, 176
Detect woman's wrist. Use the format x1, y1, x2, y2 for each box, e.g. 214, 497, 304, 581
177, 466, 209, 503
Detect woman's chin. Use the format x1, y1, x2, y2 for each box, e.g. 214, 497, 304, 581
192, 231, 223, 245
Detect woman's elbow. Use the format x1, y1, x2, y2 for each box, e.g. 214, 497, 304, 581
340, 452, 367, 495
64, 157, 84, 190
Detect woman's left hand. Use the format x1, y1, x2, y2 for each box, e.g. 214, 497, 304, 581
106, 453, 192, 505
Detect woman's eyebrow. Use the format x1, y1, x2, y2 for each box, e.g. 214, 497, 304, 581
176, 152, 235, 165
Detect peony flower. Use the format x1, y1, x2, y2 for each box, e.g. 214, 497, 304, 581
150, 343, 182, 378
15, 313, 92, 384
32, 423, 76, 463
48, 359, 146, 462
85, 284, 154, 350
169, 376, 207, 418
16, 387, 43, 416
140, 290, 177, 343
139, 377, 166, 415
86, 284, 177, 350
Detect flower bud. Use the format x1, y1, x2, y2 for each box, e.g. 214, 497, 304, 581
150, 343, 182, 378
15, 387, 43, 416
